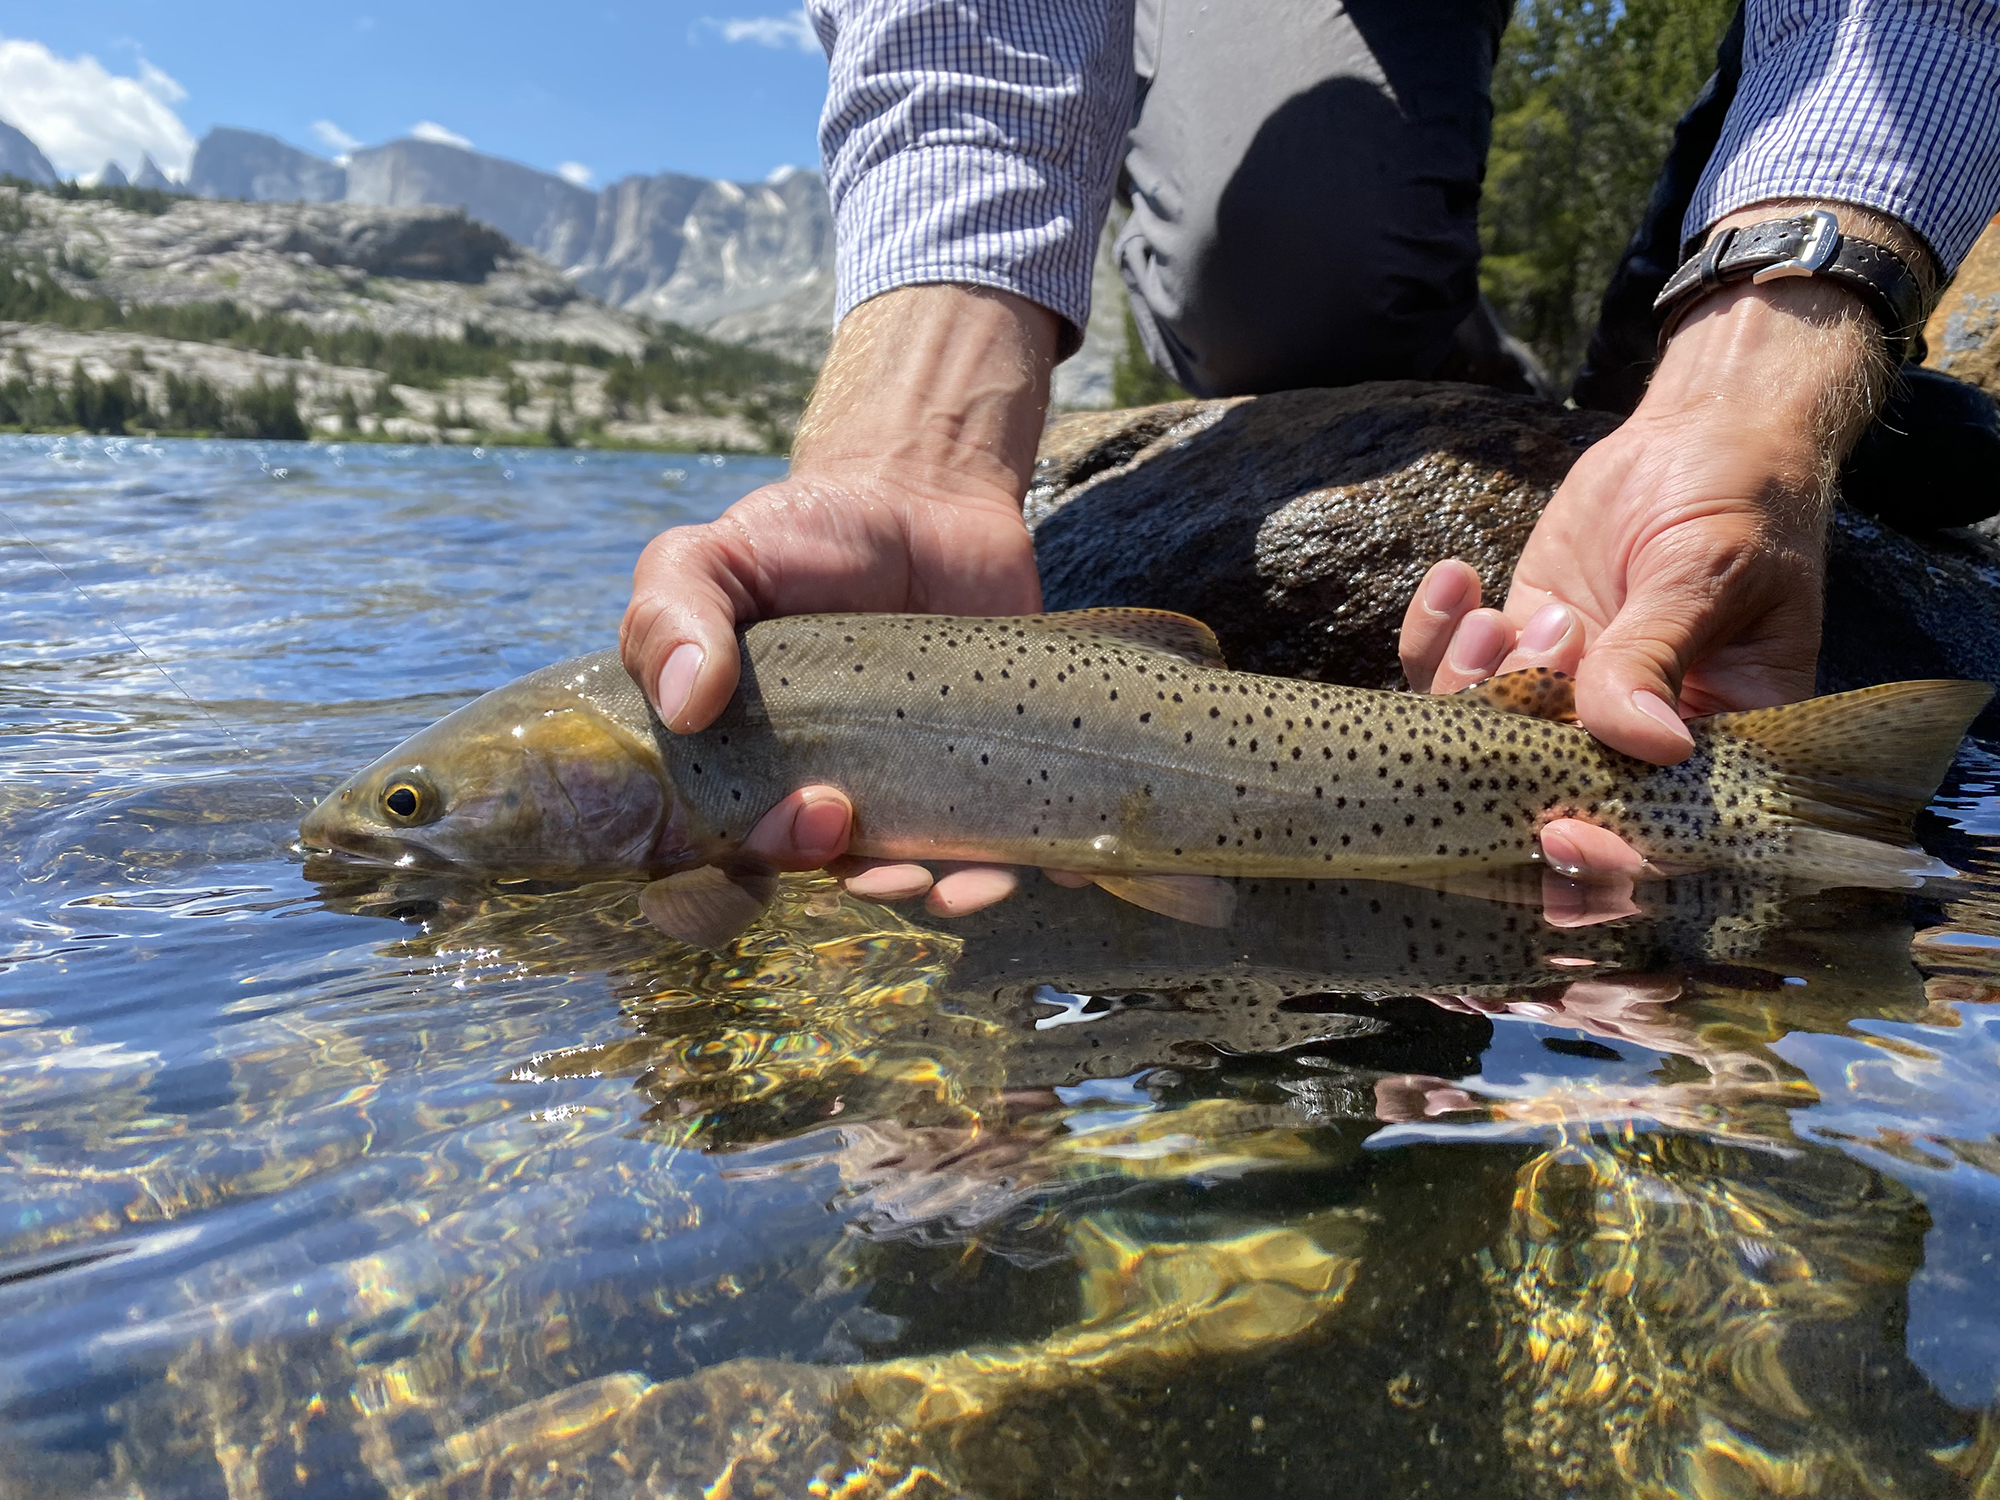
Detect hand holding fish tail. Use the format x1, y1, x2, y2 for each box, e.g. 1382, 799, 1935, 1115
1401, 225, 1896, 880
621, 284, 1060, 912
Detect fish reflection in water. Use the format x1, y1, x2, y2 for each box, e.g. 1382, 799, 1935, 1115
30, 865, 1947, 1498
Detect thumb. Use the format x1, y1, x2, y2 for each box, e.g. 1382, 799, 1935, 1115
1571, 577, 1716, 765
620, 522, 754, 733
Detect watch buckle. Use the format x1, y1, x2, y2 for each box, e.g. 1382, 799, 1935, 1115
1751, 209, 1842, 285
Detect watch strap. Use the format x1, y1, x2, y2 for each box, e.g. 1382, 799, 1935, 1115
1653, 210, 1927, 361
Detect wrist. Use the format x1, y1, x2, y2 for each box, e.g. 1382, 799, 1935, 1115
790, 284, 1059, 510
1640, 275, 1887, 517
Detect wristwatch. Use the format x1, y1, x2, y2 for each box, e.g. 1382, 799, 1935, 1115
1652, 209, 1928, 362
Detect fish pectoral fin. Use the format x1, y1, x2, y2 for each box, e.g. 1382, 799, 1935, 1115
640, 865, 777, 950
1093, 873, 1238, 927
1046, 608, 1229, 669
1454, 668, 1579, 723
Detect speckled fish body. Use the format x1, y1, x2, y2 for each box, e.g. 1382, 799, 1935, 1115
300, 610, 1989, 894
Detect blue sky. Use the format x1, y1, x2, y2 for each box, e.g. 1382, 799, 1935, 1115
0, 2, 831, 186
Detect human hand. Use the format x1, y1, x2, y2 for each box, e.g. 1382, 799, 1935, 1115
1400, 214, 1898, 878
620, 284, 1058, 915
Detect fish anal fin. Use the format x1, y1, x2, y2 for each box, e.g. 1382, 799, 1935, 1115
1050, 609, 1228, 669
640, 864, 777, 949
1455, 668, 1578, 723
1094, 872, 1238, 927
1777, 828, 1958, 890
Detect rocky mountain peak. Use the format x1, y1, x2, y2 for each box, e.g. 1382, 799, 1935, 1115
179, 126, 834, 362
0, 120, 56, 185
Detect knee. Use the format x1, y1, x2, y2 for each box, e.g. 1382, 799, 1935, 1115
1121, 189, 1482, 397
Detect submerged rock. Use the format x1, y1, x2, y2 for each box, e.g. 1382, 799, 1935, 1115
1029, 383, 2000, 727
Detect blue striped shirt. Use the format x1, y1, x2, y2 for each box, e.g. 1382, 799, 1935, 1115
807, 0, 2000, 347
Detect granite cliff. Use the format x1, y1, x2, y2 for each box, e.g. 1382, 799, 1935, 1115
185, 128, 835, 364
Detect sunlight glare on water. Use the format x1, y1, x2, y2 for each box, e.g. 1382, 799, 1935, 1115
3, 434, 2000, 1498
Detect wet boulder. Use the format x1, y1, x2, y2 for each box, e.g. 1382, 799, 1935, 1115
1028, 383, 2000, 727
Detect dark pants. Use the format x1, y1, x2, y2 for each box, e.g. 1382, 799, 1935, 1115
1119, 0, 1518, 399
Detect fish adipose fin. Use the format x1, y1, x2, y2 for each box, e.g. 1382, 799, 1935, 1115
1456, 668, 1579, 723
1704, 679, 1994, 888
1094, 872, 1238, 927
640, 864, 779, 949
1049, 609, 1229, 669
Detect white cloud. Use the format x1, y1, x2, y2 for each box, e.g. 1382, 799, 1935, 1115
0, 36, 194, 178
704, 9, 818, 50
311, 119, 361, 156
410, 120, 472, 150
136, 61, 185, 104
556, 161, 593, 187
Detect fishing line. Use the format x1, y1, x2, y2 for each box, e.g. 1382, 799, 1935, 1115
2, 502, 310, 811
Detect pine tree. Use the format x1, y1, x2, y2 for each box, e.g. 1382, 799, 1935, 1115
1480, 0, 1737, 385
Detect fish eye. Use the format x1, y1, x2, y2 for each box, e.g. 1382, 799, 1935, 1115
380, 777, 437, 824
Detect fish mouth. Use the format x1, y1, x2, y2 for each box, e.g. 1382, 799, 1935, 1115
297, 811, 453, 871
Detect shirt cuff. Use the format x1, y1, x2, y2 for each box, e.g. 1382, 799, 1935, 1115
1684, 0, 2000, 273
833, 144, 1102, 357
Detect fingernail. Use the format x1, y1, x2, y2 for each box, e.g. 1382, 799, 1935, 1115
791, 794, 849, 862
656, 643, 702, 726
1631, 688, 1695, 748
1423, 566, 1472, 615
1519, 602, 1570, 655
1539, 823, 1584, 877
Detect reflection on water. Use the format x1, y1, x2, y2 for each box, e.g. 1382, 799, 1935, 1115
3, 435, 1999, 1497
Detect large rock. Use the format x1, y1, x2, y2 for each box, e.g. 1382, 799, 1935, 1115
189, 126, 347, 203
1926, 215, 2000, 395
274, 205, 514, 282
1029, 384, 2000, 728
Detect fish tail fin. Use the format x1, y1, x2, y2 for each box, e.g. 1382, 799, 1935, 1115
1706, 679, 1992, 887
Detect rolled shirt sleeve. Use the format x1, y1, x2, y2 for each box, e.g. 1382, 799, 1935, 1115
808, 0, 1135, 352
1684, 0, 2000, 272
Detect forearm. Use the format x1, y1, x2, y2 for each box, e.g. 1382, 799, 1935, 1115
794, 284, 1060, 505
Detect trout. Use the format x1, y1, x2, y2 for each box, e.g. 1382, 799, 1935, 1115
300, 609, 1990, 943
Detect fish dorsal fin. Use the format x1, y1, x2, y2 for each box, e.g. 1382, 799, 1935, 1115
1455, 668, 1578, 723
1047, 609, 1228, 668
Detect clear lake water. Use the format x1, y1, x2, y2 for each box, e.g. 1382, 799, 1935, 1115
3, 433, 2000, 1497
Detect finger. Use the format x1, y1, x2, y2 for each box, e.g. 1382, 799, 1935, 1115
1399, 560, 1482, 691
1422, 1086, 1478, 1117
925, 865, 1021, 915
841, 862, 936, 900
620, 521, 756, 732
738, 786, 852, 871
1043, 869, 1094, 888
1491, 601, 1585, 678
1425, 609, 1518, 694
1538, 818, 1647, 877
